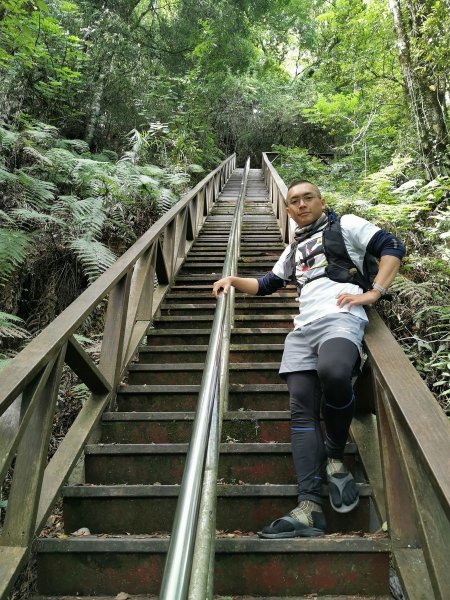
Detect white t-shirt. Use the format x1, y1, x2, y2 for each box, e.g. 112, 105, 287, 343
272, 214, 380, 329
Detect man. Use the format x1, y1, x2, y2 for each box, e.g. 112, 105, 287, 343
212, 179, 405, 538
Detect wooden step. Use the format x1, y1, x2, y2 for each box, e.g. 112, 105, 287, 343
62, 483, 372, 535
101, 410, 291, 443
137, 343, 284, 363
116, 383, 289, 411
126, 362, 283, 385
146, 327, 292, 345
84, 442, 357, 485
158, 302, 297, 316
151, 314, 294, 328
36, 536, 390, 596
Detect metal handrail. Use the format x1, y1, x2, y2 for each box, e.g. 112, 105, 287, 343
159, 158, 251, 600
0, 154, 236, 600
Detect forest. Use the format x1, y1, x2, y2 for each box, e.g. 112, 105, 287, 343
0, 0, 449, 412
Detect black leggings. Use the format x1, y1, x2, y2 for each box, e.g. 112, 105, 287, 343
286, 337, 360, 504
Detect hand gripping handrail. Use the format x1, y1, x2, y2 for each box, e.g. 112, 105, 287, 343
159, 158, 251, 600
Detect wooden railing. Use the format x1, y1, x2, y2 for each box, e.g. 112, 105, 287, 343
262, 152, 290, 243
0, 154, 236, 598
261, 152, 450, 600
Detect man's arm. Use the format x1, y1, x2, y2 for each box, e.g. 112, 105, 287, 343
212, 275, 259, 299
336, 255, 401, 308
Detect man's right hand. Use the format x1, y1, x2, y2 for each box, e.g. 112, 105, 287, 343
212, 276, 234, 298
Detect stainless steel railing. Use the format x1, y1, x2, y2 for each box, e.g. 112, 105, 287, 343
159, 158, 251, 600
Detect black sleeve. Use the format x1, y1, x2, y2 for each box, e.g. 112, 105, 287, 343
256, 272, 285, 296
366, 230, 405, 260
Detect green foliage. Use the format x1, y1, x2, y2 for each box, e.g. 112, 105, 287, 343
0, 229, 31, 285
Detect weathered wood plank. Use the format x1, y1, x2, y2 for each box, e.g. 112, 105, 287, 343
99, 271, 132, 387
365, 310, 450, 518
66, 336, 111, 394
36, 390, 111, 530
350, 414, 386, 523
0, 361, 55, 484
1, 346, 65, 546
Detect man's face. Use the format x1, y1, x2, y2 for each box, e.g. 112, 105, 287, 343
285, 182, 325, 227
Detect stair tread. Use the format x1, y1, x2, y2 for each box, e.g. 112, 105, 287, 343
62, 483, 371, 497
36, 535, 390, 553
103, 410, 290, 420
138, 344, 285, 352
118, 384, 287, 393
85, 442, 357, 454
128, 362, 283, 371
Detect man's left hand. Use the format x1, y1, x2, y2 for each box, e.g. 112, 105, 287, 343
336, 289, 381, 309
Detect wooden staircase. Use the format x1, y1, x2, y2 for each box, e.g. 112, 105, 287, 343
34, 169, 391, 598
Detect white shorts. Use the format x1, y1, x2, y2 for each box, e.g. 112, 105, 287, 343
279, 313, 366, 375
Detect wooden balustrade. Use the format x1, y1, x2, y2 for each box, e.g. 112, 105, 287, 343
0, 154, 236, 599
261, 152, 450, 600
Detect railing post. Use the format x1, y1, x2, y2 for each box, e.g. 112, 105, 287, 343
99, 271, 133, 392
0, 346, 66, 547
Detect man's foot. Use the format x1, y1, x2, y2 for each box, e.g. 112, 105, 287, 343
257, 500, 326, 539
326, 458, 359, 513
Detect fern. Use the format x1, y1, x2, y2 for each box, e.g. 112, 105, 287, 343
22, 145, 53, 166
163, 171, 189, 187
0, 210, 15, 224
67, 196, 106, 237
141, 164, 164, 176
157, 188, 178, 214
16, 170, 57, 209
121, 129, 148, 165
23, 122, 58, 148
70, 383, 90, 405
56, 138, 90, 154
45, 147, 77, 175
0, 229, 31, 285
70, 238, 116, 283
0, 125, 19, 149
187, 163, 205, 173
0, 166, 18, 184
0, 311, 29, 340
11, 208, 63, 225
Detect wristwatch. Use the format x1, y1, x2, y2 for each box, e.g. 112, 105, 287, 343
372, 282, 387, 296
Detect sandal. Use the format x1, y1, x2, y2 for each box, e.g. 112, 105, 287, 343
257, 514, 325, 539
327, 471, 359, 513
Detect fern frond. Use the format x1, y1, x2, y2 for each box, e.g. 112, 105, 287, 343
56, 138, 90, 154
157, 188, 178, 214
0, 210, 15, 224
0, 126, 19, 149
70, 383, 90, 405
11, 208, 63, 225
121, 129, 148, 165
23, 122, 58, 148
0, 311, 30, 339
141, 164, 164, 176
0, 166, 18, 184
22, 145, 53, 166
0, 229, 31, 285
70, 238, 116, 283
69, 196, 106, 237
187, 164, 204, 173
139, 174, 160, 188
163, 171, 189, 187
16, 170, 57, 208
45, 148, 77, 175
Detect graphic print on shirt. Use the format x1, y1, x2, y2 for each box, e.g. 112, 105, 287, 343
295, 230, 328, 286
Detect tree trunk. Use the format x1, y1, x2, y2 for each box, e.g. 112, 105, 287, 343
85, 72, 106, 149
388, 0, 449, 178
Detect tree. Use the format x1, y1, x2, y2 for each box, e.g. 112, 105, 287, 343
388, 0, 449, 178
